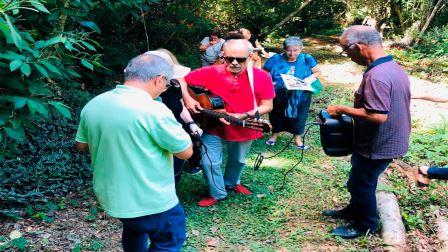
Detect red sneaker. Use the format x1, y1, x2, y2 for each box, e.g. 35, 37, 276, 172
198, 197, 218, 207
233, 184, 252, 195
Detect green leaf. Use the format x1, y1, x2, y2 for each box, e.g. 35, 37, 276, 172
23, 47, 40, 58
34, 63, 49, 78
9, 59, 22, 72
0, 51, 26, 61
49, 101, 71, 119
11, 237, 27, 250
30, 1, 50, 13
64, 40, 74, 51
5, 127, 25, 141
3, 14, 23, 50
66, 69, 81, 78
27, 99, 49, 117
0, 132, 2, 142
28, 82, 51, 95
45, 36, 66, 47
80, 59, 94, 70
11, 96, 27, 109
20, 63, 31, 76
41, 61, 61, 74
0, 114, 6, 126
80, 41, 95, 51
34, 40, 46, 50
80, 21, 101, 33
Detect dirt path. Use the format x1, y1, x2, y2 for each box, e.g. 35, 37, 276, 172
303, 37, 448, 128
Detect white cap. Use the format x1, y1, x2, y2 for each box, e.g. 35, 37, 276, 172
144, 50, 191, 79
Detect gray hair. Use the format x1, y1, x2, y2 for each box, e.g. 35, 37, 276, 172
222, 39, 252, 54
342, 25, 382, 46
124, 54, 173, 82
283, 36, 303, 50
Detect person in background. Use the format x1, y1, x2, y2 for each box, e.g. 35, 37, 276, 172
145, 49, 203, 183
75, 54, 193, 251
263, 36, 321, 149
199, 29, 225, 66
412, 94, 448, 103
178, 39, 275, 207
324, 25, 411, 239
412, 93, 448, 188
239, 28, 262, 68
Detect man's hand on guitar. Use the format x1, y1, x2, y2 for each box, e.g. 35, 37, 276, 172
219, 117, 231, 125
219, 112, 244, 125
185, 96, 203, 113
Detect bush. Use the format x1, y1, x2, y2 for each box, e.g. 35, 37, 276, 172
414, 25, 448, 58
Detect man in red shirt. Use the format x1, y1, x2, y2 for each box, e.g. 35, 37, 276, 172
179, 39, 275, 207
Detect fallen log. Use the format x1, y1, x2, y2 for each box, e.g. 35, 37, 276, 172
377, 175, 408, 251
436, 212, 448, 252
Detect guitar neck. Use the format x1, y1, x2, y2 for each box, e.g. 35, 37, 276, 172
201, 109, 244, 127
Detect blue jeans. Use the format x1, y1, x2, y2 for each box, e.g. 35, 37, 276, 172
345, 152, 392, 231
200, 133, 253, 199
428, 166, 448, 180
119, 204, 186, 252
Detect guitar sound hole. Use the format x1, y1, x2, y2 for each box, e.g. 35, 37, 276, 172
210, 97, 225, 110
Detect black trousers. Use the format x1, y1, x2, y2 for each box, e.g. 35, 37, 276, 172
428, 166, 448, 180
269, 93, 312, 135
345, 152, 392, 231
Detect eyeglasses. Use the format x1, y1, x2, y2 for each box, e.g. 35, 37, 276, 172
159, 75, 171, 89
339, 43, 354, 57
223, 56, 247, 64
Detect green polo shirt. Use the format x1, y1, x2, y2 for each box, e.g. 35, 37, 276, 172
76, 85, 191, 218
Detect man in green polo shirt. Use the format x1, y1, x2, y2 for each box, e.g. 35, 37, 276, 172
75, 54, 193, 251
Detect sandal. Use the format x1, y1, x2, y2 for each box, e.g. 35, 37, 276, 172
416, 166, 429, 188
296, 144, 309, 150
265, 140, 276, 146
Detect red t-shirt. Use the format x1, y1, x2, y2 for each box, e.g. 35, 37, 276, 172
185, 64, 275, 141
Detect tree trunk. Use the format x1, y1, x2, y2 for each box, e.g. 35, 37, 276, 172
259, 0, 313, 39
55, 0, 71, 35
399, 21, 421, 47
413, 0, 445, 45
391, 0, 405, 33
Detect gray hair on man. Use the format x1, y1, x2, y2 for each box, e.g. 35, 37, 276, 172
283, 36, 303, 50
124, 54, 173, 83
342, 25, 383, 47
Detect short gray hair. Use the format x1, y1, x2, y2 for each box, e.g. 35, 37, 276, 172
222, 39, 251, 54
283, 36, 303, 50
342, 25, 382, 46
124, 54, 173, 82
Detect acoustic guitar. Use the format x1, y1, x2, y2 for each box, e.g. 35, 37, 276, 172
187, 87, 272, 133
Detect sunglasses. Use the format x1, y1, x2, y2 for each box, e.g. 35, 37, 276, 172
223, 56, 247, 64
339, 43, 354, 57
